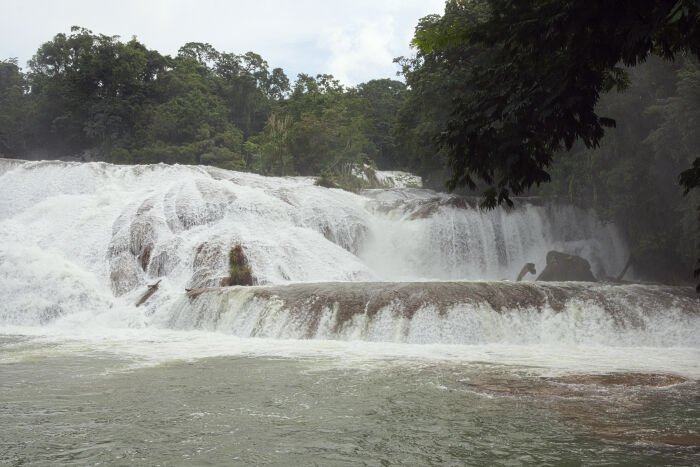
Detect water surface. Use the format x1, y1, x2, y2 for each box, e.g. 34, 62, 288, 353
2, 335, 698, 466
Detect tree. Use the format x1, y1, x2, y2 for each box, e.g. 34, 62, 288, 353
414, 0, 700, 206
413, 0, 700, 285
247, 73, 379, 178
2, 26, 408, 190
0, 58, 32, 156
355, 79, 406, 169
393, 1, 490, 186
537, 58, 699, 281
268, 67, 291, 100
178, 42, 220, 67
27, 27, 167, 157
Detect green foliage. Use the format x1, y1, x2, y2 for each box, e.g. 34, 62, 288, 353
2, 27, 406, 181
406, 0, 700, 282
353, 79, 406, 169
412, 0, 700, 207
536, 58, 700, 281
314, 163, 396, 192
246, 112, 293, 175
227, 264, 253, 286
0, 58, 32, 156
314, 165, 366, 192
247, 74, 404, 177
392, 1, 490, 188
226, 244, 253, 286
11, 28, 288, 164
27, 27, 167, 156
314, 172, 341, 189
201, 146, 245, 171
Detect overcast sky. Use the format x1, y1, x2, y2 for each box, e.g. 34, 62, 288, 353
1, 0, 445, 85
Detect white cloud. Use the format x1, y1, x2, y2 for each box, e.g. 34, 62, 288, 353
0, 0, 445, 84
322, 18, 397, 85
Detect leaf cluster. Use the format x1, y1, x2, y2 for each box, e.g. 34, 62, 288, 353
399, 0, 700, 282
415, 0, 700, 207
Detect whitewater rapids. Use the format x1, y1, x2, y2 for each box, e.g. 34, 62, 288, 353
0, 158, 698, 378
0, 158, 628, 304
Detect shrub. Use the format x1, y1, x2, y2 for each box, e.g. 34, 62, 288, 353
225, 243, 253, 286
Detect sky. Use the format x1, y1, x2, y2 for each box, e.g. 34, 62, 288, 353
0, 0, 445, 85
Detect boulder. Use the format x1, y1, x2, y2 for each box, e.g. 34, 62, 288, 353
536, 251, 597, 282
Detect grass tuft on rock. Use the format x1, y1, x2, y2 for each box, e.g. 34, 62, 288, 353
223, 243, 253, 286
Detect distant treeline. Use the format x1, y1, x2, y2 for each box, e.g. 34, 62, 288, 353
1, 19, 698, 282
0, 27, 410, 178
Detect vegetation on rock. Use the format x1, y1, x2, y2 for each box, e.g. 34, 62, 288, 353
313, 163, 392, 192
223, 244, 253, 286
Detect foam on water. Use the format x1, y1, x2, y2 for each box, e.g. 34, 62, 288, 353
3, 326, 700, 379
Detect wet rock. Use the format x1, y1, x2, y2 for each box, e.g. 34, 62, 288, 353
558, 373, 688, 387
315, 220, 368, 254
147, 250, 168, 276
139, 244, 153, 272
407, 196, 479, 220
0, 157, 26, 176
655, 434, 700, 449
193, 242, 226, 270
128, 211, 157, 256
171, 281, 700, 350
188, 242, 227, 289
136, 280, 161, 307
187, 270, 224, 289
109, 253, 142, 296
39, 305, 64, 324
537, 250, 597, 282
164, 179, 235, 231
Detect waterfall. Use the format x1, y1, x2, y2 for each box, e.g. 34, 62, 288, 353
360, 190, 628, 281
163, 282, 699, 347
1, 158, 695, 347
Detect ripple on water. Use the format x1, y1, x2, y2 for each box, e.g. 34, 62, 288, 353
1, 349, 698, 465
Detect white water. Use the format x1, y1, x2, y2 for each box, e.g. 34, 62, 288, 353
167, 284, 697, 347
1, 159, 697, 377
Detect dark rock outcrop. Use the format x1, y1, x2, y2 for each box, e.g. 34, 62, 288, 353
536, 251, 597, 282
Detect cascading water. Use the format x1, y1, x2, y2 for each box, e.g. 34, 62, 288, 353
168, 282, 699, 347
0, 158, 697, 360
360, 189, 629, 281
